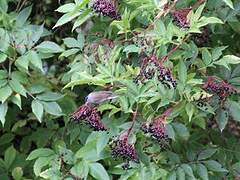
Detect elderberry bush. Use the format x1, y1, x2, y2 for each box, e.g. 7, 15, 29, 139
1, 0, 240, 180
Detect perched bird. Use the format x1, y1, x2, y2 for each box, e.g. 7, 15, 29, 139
85, 91, 118, 105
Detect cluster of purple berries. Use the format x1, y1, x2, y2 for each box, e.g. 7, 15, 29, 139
192, 27, 210, 47
110, 134, 138, 163
135, 56, 177, 88
91, 0, 121, 20
203, 77, 237, 100
71, 103, 106, 131
171, 8, 191, 28
141, 115, 168, 142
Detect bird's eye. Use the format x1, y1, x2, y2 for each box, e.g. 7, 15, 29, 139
84, 96, 88, 102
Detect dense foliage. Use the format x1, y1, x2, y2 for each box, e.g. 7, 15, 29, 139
0, 0, 240, 179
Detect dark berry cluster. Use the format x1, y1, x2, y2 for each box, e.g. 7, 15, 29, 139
203, 77, 237, 100
141, 117, 168, 142
110, 135, 138, 163
191, 27, 210, 47
71, 104, 106, 131
171, 8, 192, 28
91, 0, 121, 20
135, 56, 177, 88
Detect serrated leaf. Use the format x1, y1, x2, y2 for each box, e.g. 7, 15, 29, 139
214, 55, 240, 69
72, 9, 92, 31
31, 100, 44, 122
167, 171, 176, 180
222, 0, 234, 9
181, 164, 194, 177
204, 160, 228, 172
196, 163, 209, 180
0, 53, 7, 63
185, 103, 195, 122
216, 109, 228, 131
54, 11, 80, 28
36, 92, 63, 101
33, 157, 53, 176
42, 102, 62, 116
12, 167, 23, 180
27, 148, 55, 160
16, 6, 32, 27
28, 50, 43, 72
89, 163, 110, 180
70, 161, 89, 178
35, 41, 64, 53
198, 149, 217, 160
9, 79, 26, 97
0, 85, 12, 103
178, 60, 187, 84
10, 94, 22, 110
177, 167, 185, 180
0, 102, 8, 126
4, 146, 16, 169
226, 100, 240, 122
56, 3, 75, 13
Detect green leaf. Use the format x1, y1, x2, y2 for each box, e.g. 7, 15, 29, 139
56, 3, 76, 13
12, 167, 23, 180
35, 41, 64, 53
0, 103, 8, 126
63, 37, 83, 49
76, 140, 97, 158
178, 60, 187, 84
16, 6, 32, 27
4, 146, 16, 169
177, 167, 185, 180
167, 171, 176, 180
0, 70, 8, 80
226, 100, 240, 122
54, 11, 81, 28
166, 124, 175, 140
196, 163, 209, 180
185, 103, 195, 122
204, 160, 228, 172
9, 79, 26, 97
31, 100, 44, 122
0, 53, 7, 63
198, 149, 217, 160
221, 0, 234, 9
10, 94, 22, 110
202, 48, 212, 66
36, 92, 63, 101
0, 85, 12, 103
60, 48, 79, 57
173, 123, 190, 141
123, 44, 140, 55
70, 161, 89, 179
89, 162, 110, 180
34, 157, 53, 176
214, 55, 240, 69
72, 9, 92, 31
15, 55, 29, 72
216, 109, 228, 132
28, 50, 43, 72
181, 164, 194, 177
42, 102, 62, 116
27, 148, 55, 160
96, 132, 109, 154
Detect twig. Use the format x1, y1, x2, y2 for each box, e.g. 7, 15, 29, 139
127, 104, 139, 136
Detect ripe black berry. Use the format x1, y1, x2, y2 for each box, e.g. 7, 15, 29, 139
70, 104, 106, 131
91, 0, 121, 20
171, 8, 192, 28
110, 135, 138, 162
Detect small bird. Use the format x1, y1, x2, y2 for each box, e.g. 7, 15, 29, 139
85, 91, 118, 105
